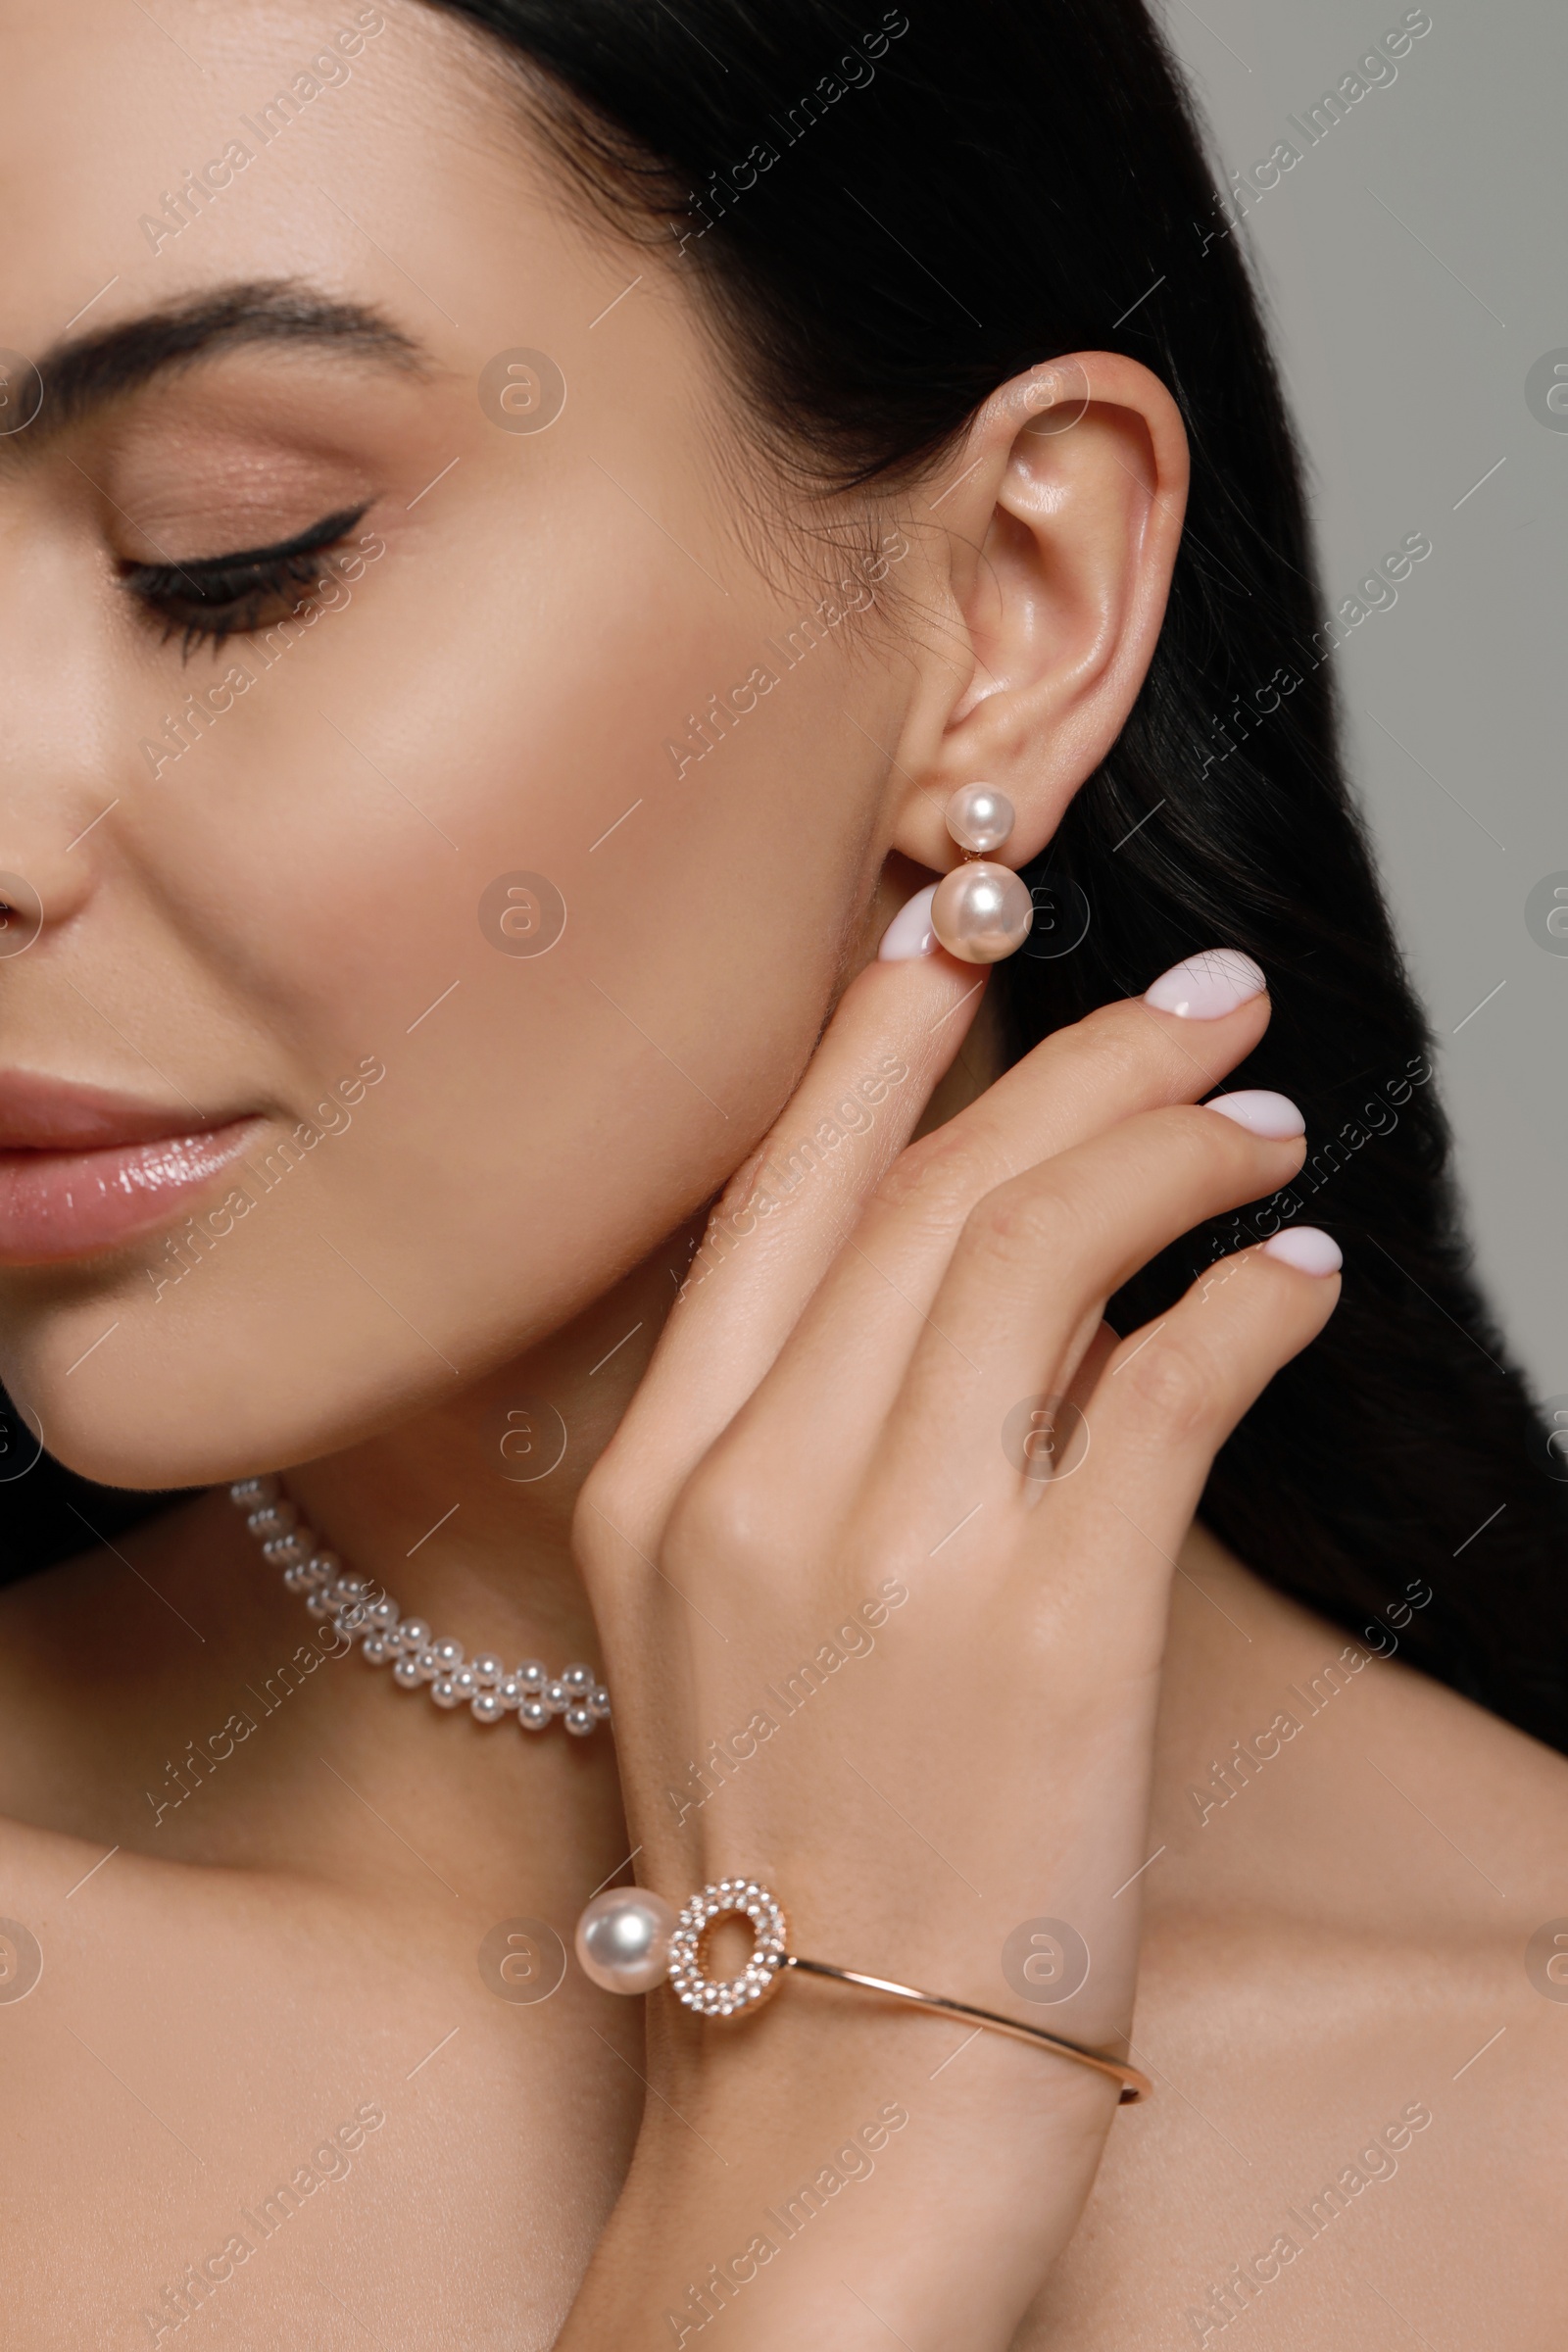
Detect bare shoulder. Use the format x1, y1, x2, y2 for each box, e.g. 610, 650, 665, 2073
1157, 1525, 1568, 1928
1020, 1533, 1568, 2348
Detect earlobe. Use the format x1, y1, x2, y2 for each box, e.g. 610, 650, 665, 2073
885, 351, 1189, 876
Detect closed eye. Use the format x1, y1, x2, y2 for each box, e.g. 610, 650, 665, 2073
119, 503, 370, 657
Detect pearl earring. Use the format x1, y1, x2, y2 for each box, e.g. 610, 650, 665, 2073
929, 785, 1035, 963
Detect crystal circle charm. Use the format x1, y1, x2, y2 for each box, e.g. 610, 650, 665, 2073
667, 1880, 790, 2017
575, 1888, 678, 1994
930, 861, 1034, 963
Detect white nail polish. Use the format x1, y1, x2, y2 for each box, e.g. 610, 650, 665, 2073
1205, 1090, 1304, 1139
1262, 1227, 1342, 1276
877, 883, 939, 961
1144, 948, 1266, 1018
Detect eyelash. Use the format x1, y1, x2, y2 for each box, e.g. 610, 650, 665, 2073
120, 504, 370, 657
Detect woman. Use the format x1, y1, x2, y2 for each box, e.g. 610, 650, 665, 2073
0, 0, 1563, 2341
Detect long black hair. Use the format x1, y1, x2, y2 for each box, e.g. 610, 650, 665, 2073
437, 0, 1568, 1743
10, 0, 1565, 1744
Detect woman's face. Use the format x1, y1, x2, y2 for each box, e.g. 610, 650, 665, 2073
0, 0, 919, 1485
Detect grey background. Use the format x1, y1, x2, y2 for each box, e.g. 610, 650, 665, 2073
1160, 0, 1566, 1402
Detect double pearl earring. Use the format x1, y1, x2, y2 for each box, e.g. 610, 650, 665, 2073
929, 785, 1035, 962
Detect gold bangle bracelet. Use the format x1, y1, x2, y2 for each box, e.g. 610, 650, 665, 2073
572, 1877, 1152, 2106
782, 1956, 1151, 2103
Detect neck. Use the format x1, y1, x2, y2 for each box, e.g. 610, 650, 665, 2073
284, 1223, 695, 1670
6, 1226, 704, 1913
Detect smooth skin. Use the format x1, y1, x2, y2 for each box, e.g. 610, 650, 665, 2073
0, 3, 1564, 2345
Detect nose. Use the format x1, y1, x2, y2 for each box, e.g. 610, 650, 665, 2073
0, 521, 117, 948
0, 801, 100, 953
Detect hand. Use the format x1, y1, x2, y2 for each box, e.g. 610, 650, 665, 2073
562, 947, 1337, 2350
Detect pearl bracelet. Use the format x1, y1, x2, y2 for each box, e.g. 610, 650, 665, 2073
228, 1477, 611, 1737
574, 1877, 1151, 2102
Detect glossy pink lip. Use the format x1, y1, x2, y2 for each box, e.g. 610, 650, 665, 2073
0, 1072, 262, 1263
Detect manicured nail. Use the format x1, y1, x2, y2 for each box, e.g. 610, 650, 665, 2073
1144, 948, 1266, 1018
1262, 1227, 1342, 1276
1205, 1090, 1304, 1139
877, 883, 939, 961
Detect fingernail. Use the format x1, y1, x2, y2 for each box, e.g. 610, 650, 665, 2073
1205, 1090, 1304, 1139
1144, 948, 1266, 1018
1262, 1227, 1342, 1276
877, 883, 939, 961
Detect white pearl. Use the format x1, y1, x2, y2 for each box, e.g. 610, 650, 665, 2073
574, 1889, 676, 1994
229, 1476, 278, 1509
243, 1484, 615, 1744
945, 783, 1015, 856
931, 860, 1034, 962
247, 1501, 296, 1541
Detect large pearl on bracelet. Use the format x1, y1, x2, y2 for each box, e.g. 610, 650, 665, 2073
931, 860, 1035, 962
574, 1887, 677, 1994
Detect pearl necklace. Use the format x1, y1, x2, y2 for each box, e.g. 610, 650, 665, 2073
228, 1476, 611, 1738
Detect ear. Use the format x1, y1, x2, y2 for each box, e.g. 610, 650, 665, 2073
886, 353, 1189, 872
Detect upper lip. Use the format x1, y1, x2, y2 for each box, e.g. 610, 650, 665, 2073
0, 1069, 242, 1152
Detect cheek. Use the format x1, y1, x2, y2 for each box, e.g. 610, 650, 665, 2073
10, 511, 871, 1485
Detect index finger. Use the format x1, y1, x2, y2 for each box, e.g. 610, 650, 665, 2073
584, 948, 1274, 1555
586, 950, 985, 1533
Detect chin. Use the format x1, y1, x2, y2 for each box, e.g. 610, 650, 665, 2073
0, 1277, 446, 1494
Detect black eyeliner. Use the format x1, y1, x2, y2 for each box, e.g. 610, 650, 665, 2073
121, 502, 370, 599
119, 501, 372, 656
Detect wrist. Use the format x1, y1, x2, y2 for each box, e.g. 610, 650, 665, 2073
559, 1999, 1119, 2349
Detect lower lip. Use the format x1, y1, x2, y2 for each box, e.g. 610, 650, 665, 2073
0, 1119, 263, 1264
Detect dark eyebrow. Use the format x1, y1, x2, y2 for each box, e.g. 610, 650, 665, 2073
3, 279, 429, 453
